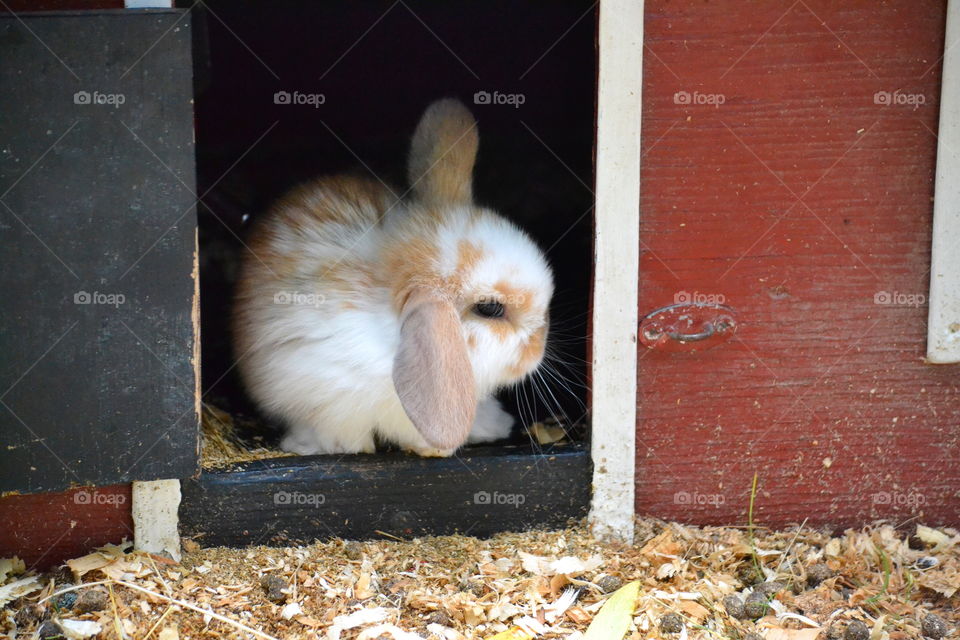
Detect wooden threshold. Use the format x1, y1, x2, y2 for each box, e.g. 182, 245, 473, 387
179, 443, 591, 546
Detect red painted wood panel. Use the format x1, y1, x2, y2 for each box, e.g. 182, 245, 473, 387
637, 0, 958, 528
0, 485, 132, 570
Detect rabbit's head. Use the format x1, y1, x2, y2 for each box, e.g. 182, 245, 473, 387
386, 99, 554, 450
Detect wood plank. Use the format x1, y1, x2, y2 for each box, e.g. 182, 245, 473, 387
0, 485, 133, 570
637, 0, 958, 528
590, 0, 643, 542
927, 0, 960, 364
0, 11, 199, 494
180, 444, 591, 546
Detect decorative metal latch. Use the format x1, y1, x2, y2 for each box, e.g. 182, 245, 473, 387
639, 303, 738, 352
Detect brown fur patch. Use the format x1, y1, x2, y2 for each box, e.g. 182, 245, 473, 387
456, 240, 483, 275
494, 280, 535, 315
276, 175, 396, 231
323, 259, 375, 291
509, 325, 547, 379
487, 319, 513, 342
407, 99, 478, 207
384, 237, 442, 312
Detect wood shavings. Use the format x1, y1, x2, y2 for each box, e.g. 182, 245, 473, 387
3, 519, 958, 639
157, 626, 179, 640
527, 421, 567, 445
759, 627, 822, 640
0, 557, 25, 582
916, 525, 958, 551
66, 541, 136, 579
279, 601, 302, 619
327, 607, 391, 639
357, 623, 425, 639
0, 575, 40, 608
549, 555, 602, 576
543, 587, 580, 622
59, 618, 102, 638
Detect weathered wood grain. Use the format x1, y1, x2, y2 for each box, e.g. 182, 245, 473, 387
0, 485, 133, 570
180, 444, 591, 546
0, 11, 199, 493
637, 0, 958, 528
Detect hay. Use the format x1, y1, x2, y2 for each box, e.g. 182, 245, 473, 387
200, 404, 581, 469
201, 404, 297, 469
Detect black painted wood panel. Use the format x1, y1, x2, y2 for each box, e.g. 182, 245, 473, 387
180, 444, 591, 545
0, 10, 199, 493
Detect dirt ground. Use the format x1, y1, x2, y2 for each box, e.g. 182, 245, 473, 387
1, 518, 957, 640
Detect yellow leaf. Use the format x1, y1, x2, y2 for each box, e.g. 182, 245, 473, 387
583, 581, 640, 640
486, 627, 535, 640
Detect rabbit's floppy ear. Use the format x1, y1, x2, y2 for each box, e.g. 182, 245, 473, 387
408, 99, 479, 206
393, 286, 476, 449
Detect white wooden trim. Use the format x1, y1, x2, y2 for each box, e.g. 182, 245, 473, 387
124, 0, 174, 7
588, 0, 643, 542
132, 479, 182, 561
928, 0, 960, 364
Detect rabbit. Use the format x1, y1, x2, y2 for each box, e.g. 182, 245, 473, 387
232, 98, 553, 457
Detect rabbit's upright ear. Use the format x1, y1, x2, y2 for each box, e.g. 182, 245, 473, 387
408, 99, 479, 206
393, 286, 476, 449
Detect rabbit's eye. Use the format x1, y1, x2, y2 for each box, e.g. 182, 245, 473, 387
473, 301, 505, 319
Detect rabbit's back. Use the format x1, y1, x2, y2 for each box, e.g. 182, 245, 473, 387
232, 176, 402, 434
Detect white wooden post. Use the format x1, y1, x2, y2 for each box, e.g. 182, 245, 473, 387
132, 479, 182, 561
589, 0, 643, 542
928, 0, 960, 364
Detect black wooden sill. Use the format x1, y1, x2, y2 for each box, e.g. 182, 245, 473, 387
179, 443, 591, 547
